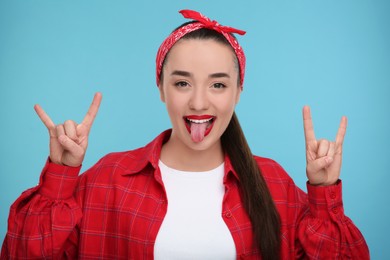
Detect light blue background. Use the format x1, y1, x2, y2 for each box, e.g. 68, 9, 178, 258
1, 0, 389, 258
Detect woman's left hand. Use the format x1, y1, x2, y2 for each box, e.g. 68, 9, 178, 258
303, 106, 347, 186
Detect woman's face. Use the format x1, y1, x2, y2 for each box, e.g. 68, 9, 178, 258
159, 38, 241, 152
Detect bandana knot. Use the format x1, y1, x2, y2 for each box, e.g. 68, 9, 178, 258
179, 9, 246, 36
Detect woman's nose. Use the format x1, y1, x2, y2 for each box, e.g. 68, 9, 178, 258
189, 87, 209, 111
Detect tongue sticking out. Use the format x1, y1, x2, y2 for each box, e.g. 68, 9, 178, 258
190, 122, 208, 143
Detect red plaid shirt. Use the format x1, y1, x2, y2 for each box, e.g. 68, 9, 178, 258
1, 130, 368, 259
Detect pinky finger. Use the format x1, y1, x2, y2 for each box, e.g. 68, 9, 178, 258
335, 116, 347, 146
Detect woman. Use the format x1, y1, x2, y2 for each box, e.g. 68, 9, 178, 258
1, 10, 368, 259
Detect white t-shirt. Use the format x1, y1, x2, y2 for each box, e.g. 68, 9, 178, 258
154, 160, 236, 260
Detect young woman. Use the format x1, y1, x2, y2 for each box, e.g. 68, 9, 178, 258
1, 10, 368, 259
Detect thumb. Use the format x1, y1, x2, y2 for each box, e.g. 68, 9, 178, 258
307, 156, 333, 173
58, 135, 84, 158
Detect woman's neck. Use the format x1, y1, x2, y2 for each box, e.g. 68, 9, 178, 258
160, 135, 224, 172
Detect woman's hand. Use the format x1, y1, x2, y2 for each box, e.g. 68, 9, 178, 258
303, 106, 347, 186
34, 93, 102, 167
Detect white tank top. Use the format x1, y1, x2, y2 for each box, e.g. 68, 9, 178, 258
154, 160, 236, 260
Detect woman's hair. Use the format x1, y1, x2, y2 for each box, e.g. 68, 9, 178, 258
222, 113, 281, 259
160, 24, 281, 259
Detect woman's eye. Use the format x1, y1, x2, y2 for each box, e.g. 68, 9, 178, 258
212, 83, 226, 89
174, 81, 189, 88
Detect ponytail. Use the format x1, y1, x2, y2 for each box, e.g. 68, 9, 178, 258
221, 112, 281, 260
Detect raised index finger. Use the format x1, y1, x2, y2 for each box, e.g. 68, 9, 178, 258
82, 92, 102, 129
303, 106, 316, 143
34, 104, 56, 130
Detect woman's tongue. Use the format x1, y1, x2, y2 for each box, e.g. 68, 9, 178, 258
190, 122, 208, 143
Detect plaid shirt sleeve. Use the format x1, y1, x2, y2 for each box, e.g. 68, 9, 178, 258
296, 180, 370, 259
256, 157, 369, 259
1, 159, 82, 259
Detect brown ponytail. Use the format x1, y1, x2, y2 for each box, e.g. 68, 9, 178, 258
221, 113, 281, 260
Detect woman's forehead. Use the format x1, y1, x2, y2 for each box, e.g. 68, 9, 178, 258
164, 39, 239, 73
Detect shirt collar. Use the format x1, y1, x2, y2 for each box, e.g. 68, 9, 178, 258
223, 152, 240, 183
121, 129, 171, 175
121, 129, 240, 183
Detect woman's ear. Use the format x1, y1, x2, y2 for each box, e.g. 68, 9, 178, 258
159, 84, 166, 103
235, 85, 242, 104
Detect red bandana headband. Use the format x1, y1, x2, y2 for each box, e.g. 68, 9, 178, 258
156, 9, 246, 87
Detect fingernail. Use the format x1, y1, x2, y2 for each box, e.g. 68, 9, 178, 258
326, 157, 333, 164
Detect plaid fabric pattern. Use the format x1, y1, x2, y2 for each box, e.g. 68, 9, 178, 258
1, 130, 369, 259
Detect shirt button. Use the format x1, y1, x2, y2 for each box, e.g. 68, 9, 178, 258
225, 212, 232, 218
332, 208, 338, 214
329, 192, 336, 199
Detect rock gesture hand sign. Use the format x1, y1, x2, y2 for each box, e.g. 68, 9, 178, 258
34, 93, 102, 167
303, 106, 347, 186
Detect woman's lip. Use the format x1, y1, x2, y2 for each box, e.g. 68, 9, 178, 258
184, 115, 215, 120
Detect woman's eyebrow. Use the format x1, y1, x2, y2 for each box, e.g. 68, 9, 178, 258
209, 72, 230, 79
170, 70, 192, 77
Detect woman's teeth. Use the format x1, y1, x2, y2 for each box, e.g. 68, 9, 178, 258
187, 118, 213, 124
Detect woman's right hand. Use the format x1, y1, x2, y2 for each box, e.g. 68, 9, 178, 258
34, 93, 102, 167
